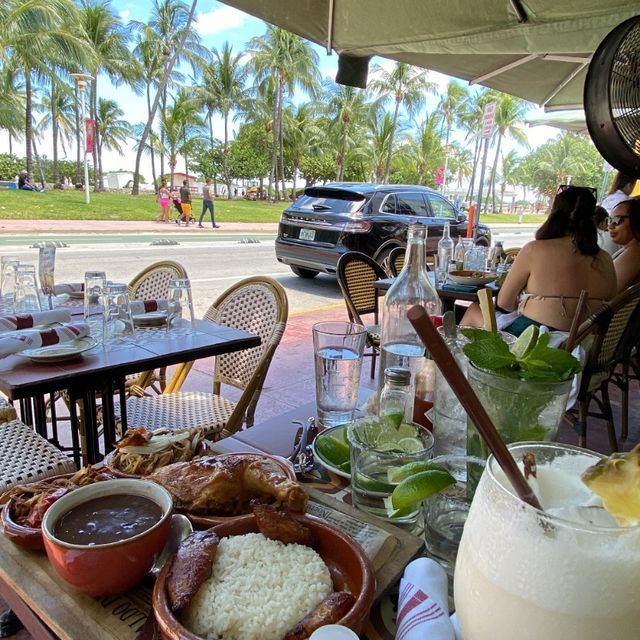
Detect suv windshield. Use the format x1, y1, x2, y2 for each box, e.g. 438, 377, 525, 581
294, 188, 367, 214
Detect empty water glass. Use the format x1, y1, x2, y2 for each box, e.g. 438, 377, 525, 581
102, 282, 135, 349
166, 278, 196, 334
38, 246, 56, 310
464, 246, 488, 271
84, 271, 106, 339
0, 256, 20, 312
15, 264, 42, 312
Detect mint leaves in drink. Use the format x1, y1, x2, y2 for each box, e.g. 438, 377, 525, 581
461, 326, 581, 381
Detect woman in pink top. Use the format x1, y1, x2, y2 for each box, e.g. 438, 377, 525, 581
156, 180, 171, 223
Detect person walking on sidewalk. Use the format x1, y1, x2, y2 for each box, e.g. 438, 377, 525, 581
155, 180, 171, 222
178, 179, 194, 225
199, 178, 220, 228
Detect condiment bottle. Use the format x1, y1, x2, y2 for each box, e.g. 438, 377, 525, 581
379, 366, 412, 427
378, 223, 441, 408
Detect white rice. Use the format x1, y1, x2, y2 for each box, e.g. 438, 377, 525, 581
183, 532, 333, 640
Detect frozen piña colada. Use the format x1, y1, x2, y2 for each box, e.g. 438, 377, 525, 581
454, 442, 640, 640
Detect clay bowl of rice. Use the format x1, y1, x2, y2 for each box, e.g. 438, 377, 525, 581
152, 513, 375, 640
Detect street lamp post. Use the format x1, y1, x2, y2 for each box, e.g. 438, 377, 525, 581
71, 73, 94, 205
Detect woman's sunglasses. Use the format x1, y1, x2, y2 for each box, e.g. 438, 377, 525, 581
557, 184, 598, 199
608, 215, 629, 227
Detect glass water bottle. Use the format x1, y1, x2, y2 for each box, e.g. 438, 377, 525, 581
436, 222, 454, 284
379, 223, 441, 398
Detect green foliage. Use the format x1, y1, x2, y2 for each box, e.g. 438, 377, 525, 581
189, 139, 225, 181
0, 154, 22, 180
299, 152, 337, 185
227, 123, 272, 180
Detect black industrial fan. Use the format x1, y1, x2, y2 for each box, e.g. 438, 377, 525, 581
585, 16, 640, 179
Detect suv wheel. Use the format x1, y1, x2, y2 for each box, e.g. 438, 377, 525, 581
290, 265, 319, 279
475, 238, 489, 247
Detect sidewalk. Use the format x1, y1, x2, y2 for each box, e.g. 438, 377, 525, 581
0, 220, 278, 234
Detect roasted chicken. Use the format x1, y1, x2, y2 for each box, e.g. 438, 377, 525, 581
149, 454, 308, 515
284, 592, 356, 640
253, 504, 317, 546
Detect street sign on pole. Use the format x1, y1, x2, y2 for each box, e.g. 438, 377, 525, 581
481, 101, 496, 140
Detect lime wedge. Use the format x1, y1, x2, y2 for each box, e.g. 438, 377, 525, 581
383, 496, 418, 519
510, 324, 539, 358
387, 461, 447, 483
315, 435, 350, 466
398, 437, 425, 453
390, 470, 456, 510
381, 409, 404, 430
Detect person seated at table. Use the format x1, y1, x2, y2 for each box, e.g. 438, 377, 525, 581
460, 185, 617, 336
608, 197, 640, 293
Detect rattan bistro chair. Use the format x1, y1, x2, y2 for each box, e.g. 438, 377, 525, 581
337, 252, 387, 379
387, 246, 406, 277
127, 260, 189, 396
121, 277, 288, 441
564, 283, 640, 452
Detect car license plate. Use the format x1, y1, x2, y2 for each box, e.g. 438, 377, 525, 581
299, 228, 315, 241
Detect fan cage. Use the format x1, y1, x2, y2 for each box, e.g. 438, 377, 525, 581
611, 20, 640, 159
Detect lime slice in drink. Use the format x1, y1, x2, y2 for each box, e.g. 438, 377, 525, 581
387, 461, 447, 483
383, 497, 418, 519
398, 437, 425, 453
390, 470, 456, 510
510, 324, 539, 358
381, 409, 404, 430
315, 435, 350, 466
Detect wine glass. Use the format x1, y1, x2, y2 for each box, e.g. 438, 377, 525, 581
38, 247, 56, 310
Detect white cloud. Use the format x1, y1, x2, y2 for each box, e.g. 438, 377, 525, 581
194, 6, 248, 36
119, 10, 130, 21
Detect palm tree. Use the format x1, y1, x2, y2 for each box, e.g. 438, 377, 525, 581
77, 0, 137, 190
449, 142, 473, 190
162, 89, 204, 187
97, 98, 131, 158
198, 42, 247, 198
323, 83, 372, 182
1, 0, 89, 175
131, 0, 201, 195
368, 110, 396, 183
282, 103, 320, 197
247, 25, 320, 199
369, 62, 436, 183
459, 89, 491, 202
437, 80, 470, 194
400, 112, 445, 185
0, 65, 25, 155
487, 93, 529, 211
499, 149, 520, 212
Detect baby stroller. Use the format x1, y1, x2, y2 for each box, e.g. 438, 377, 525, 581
171, 194, 194, 225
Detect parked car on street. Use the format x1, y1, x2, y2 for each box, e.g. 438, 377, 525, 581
275, 183, 491, 278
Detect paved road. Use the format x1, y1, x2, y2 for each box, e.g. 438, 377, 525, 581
0, 224, 536, 316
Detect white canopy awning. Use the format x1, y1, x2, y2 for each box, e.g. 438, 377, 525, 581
219, 1, 640, 109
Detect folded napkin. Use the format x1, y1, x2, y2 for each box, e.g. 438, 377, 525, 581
53, 282, 84, 295
129, 299, 170, 315
441, 283, 478, 293
0, 322, 90, 359
0, 310, 72, 333
396, 558, 456, 640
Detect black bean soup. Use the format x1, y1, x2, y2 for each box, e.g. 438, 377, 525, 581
54, 495, 163, 545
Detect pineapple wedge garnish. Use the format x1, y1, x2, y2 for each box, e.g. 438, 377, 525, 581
581, 444, 640, 526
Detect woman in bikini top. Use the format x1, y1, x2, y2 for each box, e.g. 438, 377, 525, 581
461, 186, 617, 336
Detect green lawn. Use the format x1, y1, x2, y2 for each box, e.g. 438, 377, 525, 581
0, 189, 285, 222
0, 189, 546, 225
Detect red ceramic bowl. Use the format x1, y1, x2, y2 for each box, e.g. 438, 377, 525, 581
1, 500, 47, 550
42, 479, 173, 597
152, 513, 376, 639
185, 452, 299, 528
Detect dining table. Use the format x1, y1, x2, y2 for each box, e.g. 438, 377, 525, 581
0, 402, 425, 640
0, 317, 261, 466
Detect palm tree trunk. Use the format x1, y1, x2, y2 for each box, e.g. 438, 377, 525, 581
8, 135, 12, 155
31, 137, 46, 188
133, 0, 199, 195
146, 85, 157, 191
279, 95, 286, 199
383, 99, 400, 183
442, 125, 451, 194
466, 134, 481, 201
25, 70, 33, 175
269, 83, 281, 200
51, 79, 59, 184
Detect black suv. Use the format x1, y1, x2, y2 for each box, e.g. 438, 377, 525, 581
275, 183, 491, 278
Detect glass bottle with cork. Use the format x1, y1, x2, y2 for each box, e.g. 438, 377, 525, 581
378, 222, 441, 427
454, 236, 465, 270
436, 222, 454, 285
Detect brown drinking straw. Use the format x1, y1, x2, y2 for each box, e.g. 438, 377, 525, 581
563, 289, 588, 353
408, 304, 543, 510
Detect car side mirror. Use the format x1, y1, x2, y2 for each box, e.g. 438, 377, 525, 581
457, 212, 468, 223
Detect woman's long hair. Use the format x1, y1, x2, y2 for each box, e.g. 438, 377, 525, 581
608, 172, 635, 195
536, 186, 599, 255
